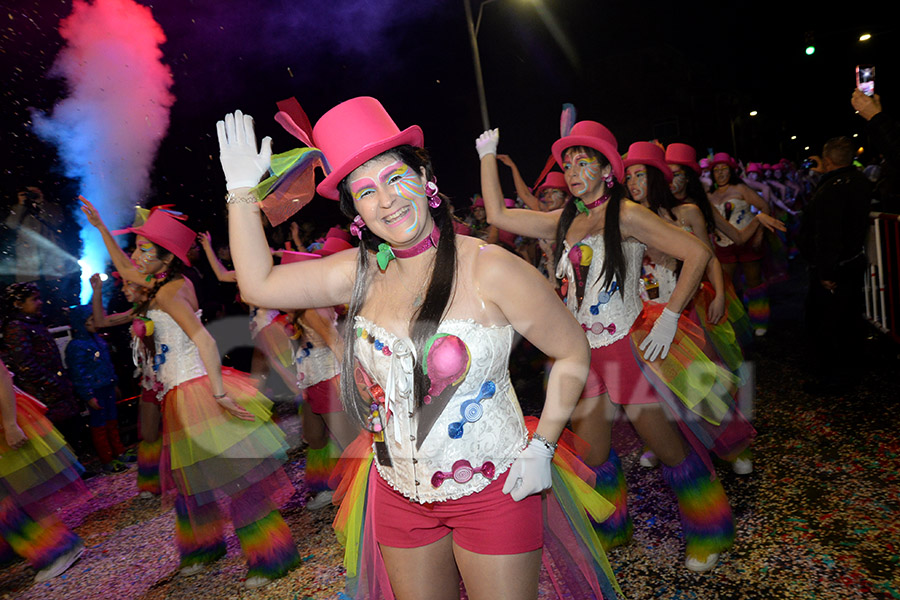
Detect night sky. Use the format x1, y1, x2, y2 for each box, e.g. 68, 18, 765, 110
1, 0, 893, 244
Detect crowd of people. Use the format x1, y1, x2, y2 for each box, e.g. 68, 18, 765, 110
0, 90, 891, 598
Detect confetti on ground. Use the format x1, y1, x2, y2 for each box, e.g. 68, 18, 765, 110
2, 263, 897, 599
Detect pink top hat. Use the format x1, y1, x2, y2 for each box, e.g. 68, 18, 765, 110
313, 97, 424, 201
709, 152, 737, 169
113, 209, 196, 266
551, 120, 624, 183
472, 195, 485, 208
623, 141, 673, 182
746, 162, 762, 174
326, 226, 352, 243
665, 143, 701, 174
699, 157, 711, 170
534, 171, 567, 194
316, 237, 353, 257
280, 251, 320, 265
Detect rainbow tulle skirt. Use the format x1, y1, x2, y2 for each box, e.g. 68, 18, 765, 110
159, 368, 294, 516
0, 389, 87, 517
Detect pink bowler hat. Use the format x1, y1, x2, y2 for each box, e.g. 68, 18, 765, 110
280, 251, 320, 265
551, 120, 624, 182
535, 171, 567, 194
709, 152, 737, 169
623, 141, 673, 182
313, 97, 424, 201
665, 143, 701, 174
112, 208, 196, 266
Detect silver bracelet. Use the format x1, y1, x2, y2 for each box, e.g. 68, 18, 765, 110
225, 191, 259, 205
531, 432, 557, 452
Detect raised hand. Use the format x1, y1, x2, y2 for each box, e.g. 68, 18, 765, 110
475, 128, 500, 159
79, 196, 104, 228
216, 110, 273, 191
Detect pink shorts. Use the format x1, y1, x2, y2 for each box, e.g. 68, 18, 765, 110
304, 376, 342, 414
373, 469, 543, 555
581, 336, 659, 405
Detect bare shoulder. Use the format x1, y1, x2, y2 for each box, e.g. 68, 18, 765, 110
673, 203, 702, 220
620, 198, 654, 226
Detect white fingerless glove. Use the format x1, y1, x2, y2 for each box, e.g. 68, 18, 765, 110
475, 128, 500, 160
639, 307, 680, 361
216, 110, 273, 191
502, 438, 554, 502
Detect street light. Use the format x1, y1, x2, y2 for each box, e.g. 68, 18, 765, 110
463, 0, 498, 130
749, 110, 758, 117
859, 33, 872, 42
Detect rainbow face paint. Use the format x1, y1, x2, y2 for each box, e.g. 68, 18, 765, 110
563, 152, 601, 197
132, 240, 159, 273
625, 165, 648, 202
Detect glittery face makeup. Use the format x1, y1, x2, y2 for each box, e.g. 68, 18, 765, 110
669, 165, 687, 195
131, 239, 159, 274
348, 156, 431, 242
563, 150, 602, 198
625, 165, 648, 202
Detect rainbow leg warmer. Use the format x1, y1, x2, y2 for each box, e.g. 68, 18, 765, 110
0, 497, 81, 571
137, 438, 162, 495
174, 495, 226, 568
662, 452, 734, 561
235, 510, 300, 580
306, 439, 340, 495
744, 284, 770, 333
588, 449, 633, 550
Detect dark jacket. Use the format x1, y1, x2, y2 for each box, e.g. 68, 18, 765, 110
1, 311, 78, 421
799, 166, 872, 281
64, 305, 118, 403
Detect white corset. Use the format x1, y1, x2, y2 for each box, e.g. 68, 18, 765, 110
714, 196, 753, 247
557, 237, 645, 348
354, 316, 526, 503
642, 260, 678, 303
146, 309, 207, 392
294, 318, 340, 389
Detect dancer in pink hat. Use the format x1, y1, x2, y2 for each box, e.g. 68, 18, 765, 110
707, 153, 773, 336
79, 200, 299, 589
479, 125, 743, 572
219, 100, 621, 599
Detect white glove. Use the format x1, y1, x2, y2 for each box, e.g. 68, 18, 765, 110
216, 110, 273, 191
639, 307, 680, 361
502, 439, 554, 502
475, 128, 500, 160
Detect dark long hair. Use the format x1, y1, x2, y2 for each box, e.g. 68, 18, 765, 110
680, 169, 716, 234
336, 145, 458, 430
641, 165, 679, 221
552, 146, 628, 300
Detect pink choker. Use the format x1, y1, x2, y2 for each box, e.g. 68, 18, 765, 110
574, 193, 611, 215
376, 225, 441, 270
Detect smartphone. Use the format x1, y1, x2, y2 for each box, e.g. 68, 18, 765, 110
857, 65, 875, 97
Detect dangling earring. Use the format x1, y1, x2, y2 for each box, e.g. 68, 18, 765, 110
425, 179, 441, 208
604, 172, 615, 188
350, 215, 366, 239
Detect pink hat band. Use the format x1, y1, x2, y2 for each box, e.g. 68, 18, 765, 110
551, 120, 624, 183
623, 141, 673, 182
313, 97, 424, 201
665, 142, 701, 174
535, 171, 567, 194
113, 209, 196, 267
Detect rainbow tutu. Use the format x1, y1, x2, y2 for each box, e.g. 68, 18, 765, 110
159, 368, 294, 519
0, 389, 87, 517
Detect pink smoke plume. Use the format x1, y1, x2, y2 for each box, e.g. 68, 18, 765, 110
31, 0, 175, 300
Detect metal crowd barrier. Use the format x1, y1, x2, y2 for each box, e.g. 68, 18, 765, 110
865, 212, 900, 342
